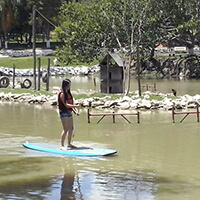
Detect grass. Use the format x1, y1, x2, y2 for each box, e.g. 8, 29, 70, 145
73, 92, 122, 100
0, 55, 99, 69
0, 87, 53, 96
145, 94, 164, 101
0, 56, 56, 69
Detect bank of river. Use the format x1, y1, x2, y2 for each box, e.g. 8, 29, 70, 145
1, 90, 200, 111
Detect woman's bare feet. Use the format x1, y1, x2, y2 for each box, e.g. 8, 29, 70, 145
60, 145, 77, 151
67, 144, 77, 149
60, 146, 67, 151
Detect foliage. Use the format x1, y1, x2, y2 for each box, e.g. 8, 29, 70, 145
54, 0, 200, 66
0, 0, 200, 71
54, 0, 175, 63
168, 0, 200, 53
0, 0, 63, 44
55, 1, 104, 64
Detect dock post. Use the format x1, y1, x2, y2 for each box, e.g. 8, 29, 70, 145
197, 104, 199, 122
37, 58, 41, 91
137, 112, 140, 123
172, 106, 175, 123
87, 109, 90, 123
112, 112, 115, 123
46, 58, 50, 91
154, 83, 156, 91
12, 64, 15, 89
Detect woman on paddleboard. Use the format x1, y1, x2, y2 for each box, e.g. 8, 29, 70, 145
58, 79, 79, 150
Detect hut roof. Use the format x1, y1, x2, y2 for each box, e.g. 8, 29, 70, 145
100, 52, 124, 67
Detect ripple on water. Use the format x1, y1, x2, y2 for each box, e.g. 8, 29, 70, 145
0, 132, 47, 156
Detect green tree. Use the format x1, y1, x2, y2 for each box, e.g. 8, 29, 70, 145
0, 0, 64, 47
55, 0, 144, 63
0, 0, 20, 48
25, 0, 63, 47
167, 0, 200, 55
9, 0, 31, 44
55, 0, 172, 64
55, 1, 105, 63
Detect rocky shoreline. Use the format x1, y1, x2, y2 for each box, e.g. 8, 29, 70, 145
0, 49, 100, 76
0, 65, 100, 77
0, 49, 55, 57
1, 49, 199, 111
1, 90, 200, 111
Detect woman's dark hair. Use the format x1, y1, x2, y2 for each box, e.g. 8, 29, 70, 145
62, 79, 72, 102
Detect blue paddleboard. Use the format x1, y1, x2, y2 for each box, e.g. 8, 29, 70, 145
22, 142, 117, 157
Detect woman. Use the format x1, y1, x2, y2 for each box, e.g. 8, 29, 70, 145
58, 79, 79, 150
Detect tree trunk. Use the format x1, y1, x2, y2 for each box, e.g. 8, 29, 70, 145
0, 37, 2, 49
124, 56, 131, 95
46, 23, 51, 48
4, 32, 8, 49
188, 47, 194, 56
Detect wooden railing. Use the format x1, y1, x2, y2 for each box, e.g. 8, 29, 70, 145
172, 104, 200, 123
141, 83, 156, 91
87, 109, 140, 123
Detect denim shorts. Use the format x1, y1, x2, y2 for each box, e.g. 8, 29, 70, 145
59, 112, 72, 118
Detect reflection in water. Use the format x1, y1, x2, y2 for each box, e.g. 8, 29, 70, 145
0, 156, 157, 200
59, 158, 156, 200
61, 172, 76, 200
60, 159, 77, 200
88, 170, 156, 200
0, 173, 55, 200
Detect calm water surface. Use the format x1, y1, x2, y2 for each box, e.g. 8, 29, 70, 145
1, 77, 200, 200
50, 76, 200, 96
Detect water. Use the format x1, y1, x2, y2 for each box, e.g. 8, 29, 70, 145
1, 77, 200, 200
21, 75, 200, 96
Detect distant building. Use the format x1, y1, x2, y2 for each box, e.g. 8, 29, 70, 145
174, 46, 188, 53
155, 44, 189, 54
155, 44, 169, 53
99, 52, 124, 93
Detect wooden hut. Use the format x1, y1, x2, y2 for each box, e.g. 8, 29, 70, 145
99, 52, 124, 93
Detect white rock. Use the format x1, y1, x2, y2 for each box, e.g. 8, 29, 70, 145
143, 94, 150, 99
122, 96, 132, 102
137, 99, 151, 109
91, 100, 105, 107
117, 101, 130, 109
129, 102, 138, 109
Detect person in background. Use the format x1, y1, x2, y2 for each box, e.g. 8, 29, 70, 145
58, 79, 79, 150
172, 89, 177, 96
53, 57, 59, 66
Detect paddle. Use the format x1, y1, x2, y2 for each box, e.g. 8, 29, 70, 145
72, 107, 80, 139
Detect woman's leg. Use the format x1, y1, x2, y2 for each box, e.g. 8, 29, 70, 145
60, 117, 69, 148
67, 117, 75, 147
60, 116, 76, 149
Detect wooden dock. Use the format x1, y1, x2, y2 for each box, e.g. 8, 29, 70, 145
172, 104, 200, 123
141, 83, 156, 91
87, 109, 140, 123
